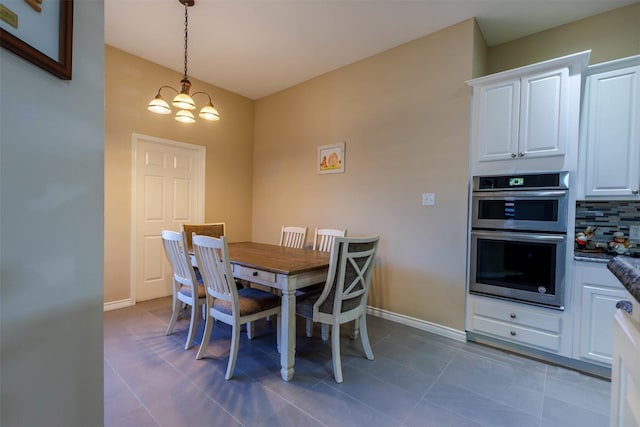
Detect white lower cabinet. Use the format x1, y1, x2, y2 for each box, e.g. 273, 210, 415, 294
610, 309, 640, 427
573, 261, 628, 366
467, 295, 565, 353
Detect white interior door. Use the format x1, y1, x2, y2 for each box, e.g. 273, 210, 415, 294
132, 134, 204, 302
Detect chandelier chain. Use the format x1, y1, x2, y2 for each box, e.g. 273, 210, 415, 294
183, 3, 189, 79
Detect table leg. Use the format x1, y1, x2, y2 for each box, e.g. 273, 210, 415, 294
280, 287, 296, 381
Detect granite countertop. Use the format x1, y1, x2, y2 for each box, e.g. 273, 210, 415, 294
607, 255, 640, 304
574, 251, 615, 263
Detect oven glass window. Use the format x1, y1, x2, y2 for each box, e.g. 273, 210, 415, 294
475, 238, 556, 295
477, 199, 559, 222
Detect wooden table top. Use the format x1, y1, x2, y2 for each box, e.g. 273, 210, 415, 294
228, 241, 330, 275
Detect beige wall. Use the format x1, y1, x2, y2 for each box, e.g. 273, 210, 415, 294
487, 2, 640, 74
252, 20, 477, 330
472, 19, 489, 78
104, 46, 255, 302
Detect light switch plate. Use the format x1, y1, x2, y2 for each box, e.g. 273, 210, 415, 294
422, 193, 435, 206
630, 225, 640, 241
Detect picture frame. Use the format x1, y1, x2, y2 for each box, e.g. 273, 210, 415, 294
0, 0, 73, 80
318, 142, 345, 174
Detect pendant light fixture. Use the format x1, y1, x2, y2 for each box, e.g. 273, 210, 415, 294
147, 0, 220, 123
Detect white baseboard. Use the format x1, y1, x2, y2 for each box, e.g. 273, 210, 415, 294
104, 298, 134, 312
102, 298, 466, 343
366, 306, 467, 343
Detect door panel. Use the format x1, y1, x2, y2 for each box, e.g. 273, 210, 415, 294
173, 178, 191, 220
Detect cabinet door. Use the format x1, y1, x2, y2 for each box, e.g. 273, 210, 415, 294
475, 80, 520, 162
519, 68, 568, 159
584, 66, 640, 198
610, 310, 640, 427
579, 284, 628, 365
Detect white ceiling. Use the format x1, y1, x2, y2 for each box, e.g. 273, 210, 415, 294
105, 0, 635, 100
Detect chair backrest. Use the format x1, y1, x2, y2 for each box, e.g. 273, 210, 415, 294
279, 225, 308, 249
313, 236, 380, 318
313, 228, 347, 252
192, 235, 238, 306
181, 222, 225, 252
161, 230, 199, 288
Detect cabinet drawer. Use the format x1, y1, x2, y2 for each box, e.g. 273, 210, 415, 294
472, 315, 562, 352
233, 265, 276, 285
474, 299, 562, 333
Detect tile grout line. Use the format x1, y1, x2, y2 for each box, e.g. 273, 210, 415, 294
103, 357, 162, 427
109, 308, 246, 426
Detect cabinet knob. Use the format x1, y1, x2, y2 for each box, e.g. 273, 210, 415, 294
509, 313, 516, 319
511, 153, 517, 158
518, 152, 525, 157
632, 189, 639, 195
252, 271, 258, 276
510, 331, 517, 336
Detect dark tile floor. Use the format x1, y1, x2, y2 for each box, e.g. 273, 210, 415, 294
104, 297, 611, 427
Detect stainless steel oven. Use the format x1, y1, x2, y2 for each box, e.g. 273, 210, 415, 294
469, 172, 569, 309
470, 230, 566, 308
472, 172, 569, 232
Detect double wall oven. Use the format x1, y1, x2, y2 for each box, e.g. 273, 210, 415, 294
469, 172, 569, 309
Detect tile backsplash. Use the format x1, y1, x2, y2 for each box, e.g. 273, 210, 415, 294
575, 201, 640, 255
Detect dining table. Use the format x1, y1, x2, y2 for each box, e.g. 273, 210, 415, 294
194, 241, 330, 381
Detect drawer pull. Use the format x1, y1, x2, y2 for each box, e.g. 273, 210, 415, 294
252, 271, 258, 277
510, 331, 516, 336
509, 313, 516, 319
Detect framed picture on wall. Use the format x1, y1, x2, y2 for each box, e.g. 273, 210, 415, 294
318, 142, 345, 174
0, 0, 73, 80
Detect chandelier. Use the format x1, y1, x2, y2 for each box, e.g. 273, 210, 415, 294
147, 0, 220, 123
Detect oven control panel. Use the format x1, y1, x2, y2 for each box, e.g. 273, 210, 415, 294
474, 172, 569, 191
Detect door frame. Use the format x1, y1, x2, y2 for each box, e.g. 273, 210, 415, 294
130, 133, 205, 304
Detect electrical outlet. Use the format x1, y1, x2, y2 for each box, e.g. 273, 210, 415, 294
630, 225, 640, 241
422, 193, 435, 206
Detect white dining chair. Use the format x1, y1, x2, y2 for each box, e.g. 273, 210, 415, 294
313, 228, 347, 252
304, 228, 347, 339
296, 235, 380, 383
161, 230, 206, 350
193, 235, 281, 380
279, 225, 308, 249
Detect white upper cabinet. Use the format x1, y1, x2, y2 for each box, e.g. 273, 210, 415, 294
579, 56, 640, 199
474, 79, 520, 162
519, 69, 569, 159
468, 51, 589, 176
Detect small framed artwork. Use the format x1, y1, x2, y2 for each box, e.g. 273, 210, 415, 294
318, 142, 345, 174
0, 0, 73, 80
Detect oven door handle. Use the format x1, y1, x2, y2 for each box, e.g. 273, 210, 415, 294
471, 230, 567, 242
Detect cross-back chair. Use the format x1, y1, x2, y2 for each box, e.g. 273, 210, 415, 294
296, 235, 380, 383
